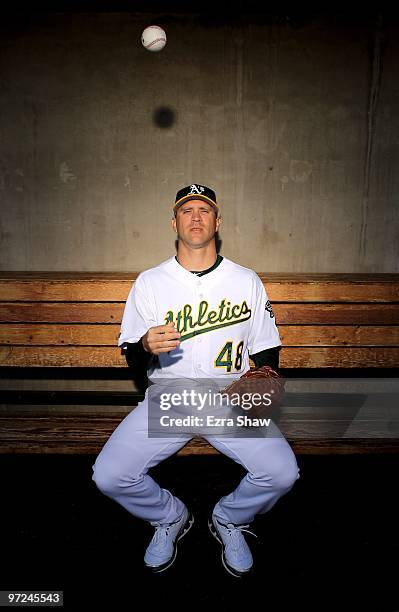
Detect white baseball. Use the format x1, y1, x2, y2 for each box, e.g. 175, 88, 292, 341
141, 26, 167, 52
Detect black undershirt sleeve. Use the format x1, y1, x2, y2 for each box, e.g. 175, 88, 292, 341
249, 346, 281, 371
124, 340, 152, 369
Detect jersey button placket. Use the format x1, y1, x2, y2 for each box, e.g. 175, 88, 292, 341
197, 281, 205, 338
190, 283, 200, 373
194, 280, 204, 372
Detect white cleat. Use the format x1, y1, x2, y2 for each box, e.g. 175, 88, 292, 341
144, 506, 194, 573
209, 514, 257, 577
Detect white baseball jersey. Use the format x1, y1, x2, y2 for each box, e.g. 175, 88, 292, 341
118, 256, 280, 380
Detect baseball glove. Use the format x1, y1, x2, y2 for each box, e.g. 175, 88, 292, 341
223, 365, 285, 417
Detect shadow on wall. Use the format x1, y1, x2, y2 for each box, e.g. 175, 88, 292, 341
153, 106, 176, 128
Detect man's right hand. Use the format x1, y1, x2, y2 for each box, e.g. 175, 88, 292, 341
141, 321, 181, 355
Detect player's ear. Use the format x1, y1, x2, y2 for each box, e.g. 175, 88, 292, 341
171, 217, 177, 232
216, 215, 222, 231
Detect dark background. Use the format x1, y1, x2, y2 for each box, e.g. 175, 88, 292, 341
1, 452, 398, 609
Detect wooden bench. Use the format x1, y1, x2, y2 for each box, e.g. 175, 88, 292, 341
1, 272, 398, 455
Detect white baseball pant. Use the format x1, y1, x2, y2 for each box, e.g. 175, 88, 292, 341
92, 393, 299, 526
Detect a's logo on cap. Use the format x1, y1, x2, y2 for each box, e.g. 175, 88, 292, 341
187, 184, 205, 196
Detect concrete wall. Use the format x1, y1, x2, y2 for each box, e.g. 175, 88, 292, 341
0, 11, 398, 272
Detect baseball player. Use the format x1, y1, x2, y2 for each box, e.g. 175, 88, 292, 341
92, 184, 299, 577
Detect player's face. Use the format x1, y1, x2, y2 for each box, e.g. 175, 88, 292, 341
172, 200, 221, 249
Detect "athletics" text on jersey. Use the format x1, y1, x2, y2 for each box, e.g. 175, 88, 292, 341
165, 299, 252, 342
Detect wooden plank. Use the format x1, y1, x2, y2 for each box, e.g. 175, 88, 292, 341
0, 416, 123, 442
2, 324, 398, 347
1, 272, 398, 281
0, 379, 393, 394
1, 346, 399, 367
0, 273, 139, 279
0, 279, 136, 302
175, 437, 387, 456
1, 397, 395, 417
0, 303, 124, 323
0, 439, 397, 454
279, 326, 399, 346
0, 379, 140, 392
259, 273, 399, 282
276, 304, 399, 324
0, 346, 125, 367
268, 281, 399, 303
0, 275, 398, 302
0, 412, 394, 441
280, 347, 399, 368
0, 438, 396, 454
0, 417, 397, 454
0, 405, 135, 416
1, 303, 399, 324
0, 324, 121, 346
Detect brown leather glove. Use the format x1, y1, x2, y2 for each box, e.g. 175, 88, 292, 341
223, 366, 285, 418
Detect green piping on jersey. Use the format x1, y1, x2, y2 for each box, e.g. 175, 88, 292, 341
176, 317, 251, 342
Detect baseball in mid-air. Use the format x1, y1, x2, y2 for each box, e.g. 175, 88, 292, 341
141, 26, 167, 52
